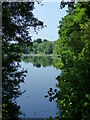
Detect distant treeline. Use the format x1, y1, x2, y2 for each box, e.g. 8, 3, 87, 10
22, 38, 59, 55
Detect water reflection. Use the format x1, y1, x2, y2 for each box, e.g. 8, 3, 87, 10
3, 53, 89, 119
22, 56, 59, 68
2, 56, 61, 119
16, 56, 61, 118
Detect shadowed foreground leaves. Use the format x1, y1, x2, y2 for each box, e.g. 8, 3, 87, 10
2, 2, 43, 120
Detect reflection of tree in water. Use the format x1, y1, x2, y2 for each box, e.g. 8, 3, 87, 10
22, 56, 59, 68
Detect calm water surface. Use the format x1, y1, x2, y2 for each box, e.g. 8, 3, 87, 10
16, 56, 61, 118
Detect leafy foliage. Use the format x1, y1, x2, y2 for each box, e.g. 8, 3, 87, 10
56, 2, 90, 119
2, 2, 43, 119
22, 39, 59, 55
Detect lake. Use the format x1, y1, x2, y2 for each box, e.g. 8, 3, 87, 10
16, 56, 61, 118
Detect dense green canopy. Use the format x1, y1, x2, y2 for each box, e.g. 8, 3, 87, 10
56, 2, 90, 119
22, 39, 59, 55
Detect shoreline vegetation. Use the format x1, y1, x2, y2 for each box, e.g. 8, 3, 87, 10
23, 53, 60, 57
22, 39, 59, 56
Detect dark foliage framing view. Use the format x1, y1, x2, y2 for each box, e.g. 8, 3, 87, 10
1, 0, 90, 120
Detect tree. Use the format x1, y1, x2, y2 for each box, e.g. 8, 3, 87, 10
56, 2, 90, 119
35, 38, 42, 43
43, 39, 48, 42
2, 2, 43, 119
31, 40, 56, 55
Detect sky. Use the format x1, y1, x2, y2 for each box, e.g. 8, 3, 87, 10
30, 2, 67, 41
